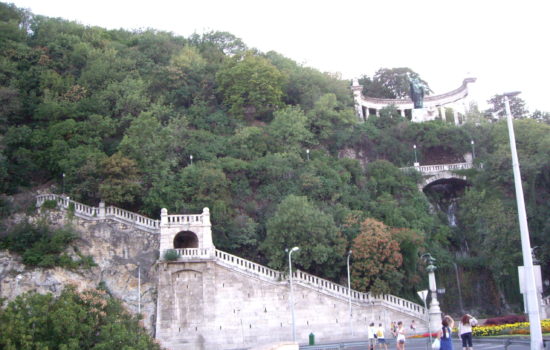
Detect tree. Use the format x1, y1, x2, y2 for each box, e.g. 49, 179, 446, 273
486, 94, 529, 119
359, 68, 432, 99
98, 153, 142, 208
262, 195, 346, 279
0, 286, 160, 350
216, 51, 286, 120
350, 218, 403, 294
266, 106, 312, 153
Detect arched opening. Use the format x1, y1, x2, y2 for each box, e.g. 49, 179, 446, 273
173, 231, 199, 249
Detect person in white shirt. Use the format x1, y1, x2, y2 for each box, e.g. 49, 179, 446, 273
368, 322, 376, 350
458, 314, 478, 350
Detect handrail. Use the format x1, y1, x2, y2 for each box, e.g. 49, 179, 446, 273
401, 162, 474, 175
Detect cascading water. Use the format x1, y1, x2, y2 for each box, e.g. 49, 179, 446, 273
447, 199, 458, 227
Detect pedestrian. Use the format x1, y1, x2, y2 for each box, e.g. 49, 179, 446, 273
410, 320, 416, 332
368, 322, 377, 350
458, 314, 478, 350
391, 321, 397, 337
377, 323, 388, 350
438, 315, 455, 350
396, 321, 406, 350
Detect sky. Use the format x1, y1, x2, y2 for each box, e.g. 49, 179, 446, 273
9, 0, 550, 112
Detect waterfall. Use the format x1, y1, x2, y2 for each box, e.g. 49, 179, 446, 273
447, 200, 458, 227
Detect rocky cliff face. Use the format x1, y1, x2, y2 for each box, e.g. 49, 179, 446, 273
0, 208, 160, 332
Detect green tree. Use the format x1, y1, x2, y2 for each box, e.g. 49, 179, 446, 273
486, 94, 528, 119
359, 67, 432, 99
266, 106, 312, 153
216, 51, 286, 120
98, 153, 142, 208
0, 286, 160, 350
262, 195, 346, 279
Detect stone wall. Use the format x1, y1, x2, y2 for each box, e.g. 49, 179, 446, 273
156, 260, 426, 350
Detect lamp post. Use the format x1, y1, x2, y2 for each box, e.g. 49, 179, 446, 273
503, 92, 543, 350
421, 253, 442, 331
417, 290, 431, 345
471, 140, 475, 160
287, 247, 300, 342
138, 263, 141, 314
306, 149, 310, 161
347, 250, 353, 337
62, 173, 65, 194
413, 144, 418, 166
190, 155, 193, 165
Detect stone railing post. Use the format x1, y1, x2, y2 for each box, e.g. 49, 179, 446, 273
98, 201, 105, 220
161, 208, 168, 226
202, 207, 211, 227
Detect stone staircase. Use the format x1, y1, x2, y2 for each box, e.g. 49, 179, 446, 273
36, 194, 427, 323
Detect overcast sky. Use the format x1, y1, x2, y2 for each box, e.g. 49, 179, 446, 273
9, 0, 550, 112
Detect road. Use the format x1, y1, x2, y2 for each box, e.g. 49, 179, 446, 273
300, 337, 533, 350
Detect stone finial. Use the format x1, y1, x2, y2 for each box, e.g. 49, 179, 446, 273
161, 208, 168, 225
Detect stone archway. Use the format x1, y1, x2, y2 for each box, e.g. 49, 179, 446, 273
173, 231, 199, 249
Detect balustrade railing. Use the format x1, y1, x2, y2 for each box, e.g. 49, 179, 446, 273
36, 194, 425, 318
401, 162, 474, 175
36, 194, 160, 232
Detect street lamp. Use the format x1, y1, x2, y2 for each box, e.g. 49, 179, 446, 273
503, 91, 543, 350
347, 250, 353, 337
138, 263, 141, 314
62, 173, 65, 194
421, 253, 442, 331
470, 140, 475, 160
417, 289, 431, 345
190, 155, 193, 165
306, 149, 310, 161
413, 144, 418, 165
287, 246, 300, 342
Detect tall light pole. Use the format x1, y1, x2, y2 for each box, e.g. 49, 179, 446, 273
347, 250, 353, 337
470, 140, 475, 160
190, 155, 193, 165
287, 247, 300, 342
306, 149, 310, 161
138, 263, 141, 314
62, 173, 65, 194
413, 144, 418, 165
504, 92, 543, 350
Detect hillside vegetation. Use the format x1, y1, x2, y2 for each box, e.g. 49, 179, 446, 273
1, 3, 550, 314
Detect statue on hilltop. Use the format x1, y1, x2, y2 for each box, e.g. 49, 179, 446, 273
409, 76, 426, 109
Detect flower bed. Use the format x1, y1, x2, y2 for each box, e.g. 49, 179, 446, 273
408, 320, 550, 338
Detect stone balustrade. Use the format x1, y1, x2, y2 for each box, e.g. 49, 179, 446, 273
36, 194, 160, 233
36, 194, 426, 319
401, 162, 474, 175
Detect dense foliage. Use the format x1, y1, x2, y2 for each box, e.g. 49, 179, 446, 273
0, 286, 161, 350
1, 2, 550, 315
0, 218, 95, 268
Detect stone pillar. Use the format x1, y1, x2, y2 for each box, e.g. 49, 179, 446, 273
439, 106, 445, 120
99, 201, 105, 220
428, 268, 442, 331
400, 109, 405, 117
161, 208, 168, 226
453, 109, 459, 125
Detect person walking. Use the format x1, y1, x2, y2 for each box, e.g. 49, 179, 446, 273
438, 315, 455, 350
368, 322, 377, 350
396, 321, 406, 350
459, 314, 478, 350
377, 323, 388, 350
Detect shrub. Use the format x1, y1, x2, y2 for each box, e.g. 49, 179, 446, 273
163, 249, 180, 261
0, 220, 93, 269
41, 199, 58, 210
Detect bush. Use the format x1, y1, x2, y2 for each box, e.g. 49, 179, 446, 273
163, 249, 180, 261
41, 199, 58, 210
0, 220, 93, 269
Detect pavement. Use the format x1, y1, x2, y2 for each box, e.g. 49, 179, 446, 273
299, 337, 540, 350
